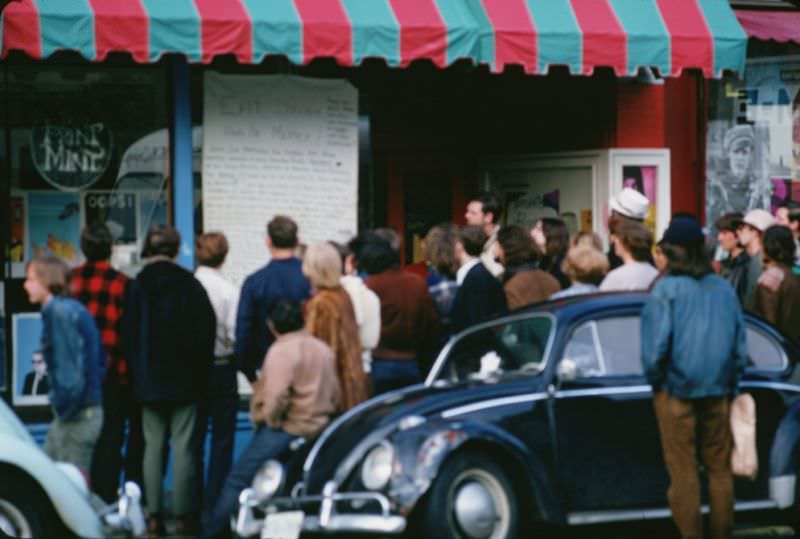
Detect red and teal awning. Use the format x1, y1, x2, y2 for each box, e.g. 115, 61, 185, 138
2, 0, 747, 78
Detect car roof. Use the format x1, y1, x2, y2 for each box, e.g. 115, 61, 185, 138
518, 291, 650, 324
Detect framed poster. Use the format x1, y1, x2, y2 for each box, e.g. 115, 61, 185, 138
12, 313, 49, 407
26, 191, 82, 266
608, 149, 671, 240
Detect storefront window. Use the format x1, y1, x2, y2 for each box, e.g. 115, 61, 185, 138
3, 63, 168, 409
707, 45, 800, 229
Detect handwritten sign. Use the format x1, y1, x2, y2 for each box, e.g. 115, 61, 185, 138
202, 73, 358, 286
31, 122, 112, 191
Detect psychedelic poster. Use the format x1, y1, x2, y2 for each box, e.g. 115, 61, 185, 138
26, 192, 82, 265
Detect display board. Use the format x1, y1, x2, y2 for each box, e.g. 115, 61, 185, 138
203, 73, 359, 285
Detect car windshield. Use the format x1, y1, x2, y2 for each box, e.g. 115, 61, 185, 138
432, 314, 554, 384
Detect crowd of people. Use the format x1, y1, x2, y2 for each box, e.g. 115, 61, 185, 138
20, 186, 800, 539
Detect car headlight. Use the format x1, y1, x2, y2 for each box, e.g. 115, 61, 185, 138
252, 460, 284, 501
361, 441, 395, 491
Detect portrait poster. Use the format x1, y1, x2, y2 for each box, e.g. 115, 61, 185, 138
12, 313, 48, 407
26, 192, 82, 266
707, 56, 800, 230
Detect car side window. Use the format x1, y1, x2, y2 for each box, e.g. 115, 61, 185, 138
437, 315, 554, 383
562, 316, 643, 378
746, 325, 787, 371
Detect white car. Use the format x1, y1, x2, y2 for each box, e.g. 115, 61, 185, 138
0, 399, 145, 538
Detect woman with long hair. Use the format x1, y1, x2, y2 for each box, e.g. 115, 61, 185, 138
303, 243, 369, 411
530, 217, 570, 289
753, 225, 800, 343
496, 225, 560, 309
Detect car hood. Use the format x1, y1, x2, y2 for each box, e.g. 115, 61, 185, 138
302, 374, 542, 493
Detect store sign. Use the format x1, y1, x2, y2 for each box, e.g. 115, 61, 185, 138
30, 122, 113, 191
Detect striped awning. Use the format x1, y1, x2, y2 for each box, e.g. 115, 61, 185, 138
2, 0, 747, 78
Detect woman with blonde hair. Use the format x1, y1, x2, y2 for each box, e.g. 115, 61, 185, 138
303, 242, 369, 411
550, 245, 610, 300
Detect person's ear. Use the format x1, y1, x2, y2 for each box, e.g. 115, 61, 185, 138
267, 320, 279, 339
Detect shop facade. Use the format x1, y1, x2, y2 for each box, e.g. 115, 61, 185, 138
0, 0, 747, 418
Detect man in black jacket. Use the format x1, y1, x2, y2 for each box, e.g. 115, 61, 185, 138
122, 225, 216, 537
450, 225, 508, 333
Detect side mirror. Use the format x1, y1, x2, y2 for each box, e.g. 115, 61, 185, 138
557, 358, 578, 383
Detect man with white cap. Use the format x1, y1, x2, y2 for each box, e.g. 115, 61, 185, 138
607, 187, 651, 270
737, 208, 775, 310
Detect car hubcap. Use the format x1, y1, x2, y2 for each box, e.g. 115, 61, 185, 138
451, 469, 510, 539
0, 499, 33, 538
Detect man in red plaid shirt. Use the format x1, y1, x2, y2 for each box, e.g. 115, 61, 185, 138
71, 222, 143, 502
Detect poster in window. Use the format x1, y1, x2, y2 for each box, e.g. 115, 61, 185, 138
622, 165, 658, 235
26, 191, 82, 265
84, 192, 137, 244
9, 196, 24, 263
12, 313, 48, 407
707, 57, 800, 229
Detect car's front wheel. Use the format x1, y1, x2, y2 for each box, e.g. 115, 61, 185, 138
415, 450, 519, 539
0, 470, 60, 538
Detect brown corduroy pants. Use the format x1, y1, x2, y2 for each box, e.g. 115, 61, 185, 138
653, 391, 734, 539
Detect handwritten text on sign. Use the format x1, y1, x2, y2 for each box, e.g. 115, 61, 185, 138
202, 73, 358, 286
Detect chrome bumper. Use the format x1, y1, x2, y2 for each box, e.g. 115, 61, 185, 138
234, 483, 407, 537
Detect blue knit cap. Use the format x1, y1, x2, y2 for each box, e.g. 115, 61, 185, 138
661, 215, 704, 245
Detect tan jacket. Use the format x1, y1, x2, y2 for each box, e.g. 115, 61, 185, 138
250, 331, 340, 438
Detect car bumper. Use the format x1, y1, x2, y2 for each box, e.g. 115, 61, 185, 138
235, 485, 407, 537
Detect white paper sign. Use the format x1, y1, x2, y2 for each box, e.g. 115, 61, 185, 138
202, 73, 359, 285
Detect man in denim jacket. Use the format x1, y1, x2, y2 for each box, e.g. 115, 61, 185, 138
24, 256, 105, 476
641, 215, 747, 539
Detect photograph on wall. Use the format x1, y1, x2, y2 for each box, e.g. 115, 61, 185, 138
622, 165, 658, 235
84, 192, 137, 245
505, 189, 560, 226
12, 313, 48, 407
707, 56, 800, 229
26, 191, 82, 265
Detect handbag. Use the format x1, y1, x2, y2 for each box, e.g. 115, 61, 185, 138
730, 392, 758, 480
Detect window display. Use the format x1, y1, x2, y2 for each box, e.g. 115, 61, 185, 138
4, 65, 169, 277
708, 55, 800, 228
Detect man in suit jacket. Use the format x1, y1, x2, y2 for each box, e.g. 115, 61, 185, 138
450, 225, 508, 333
23, 351, 50, 396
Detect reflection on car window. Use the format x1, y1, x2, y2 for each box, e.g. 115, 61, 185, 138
439, 315, 553, 383
746, 326, 786, 371
563, 324, 602, 377
562, 316, 643, 378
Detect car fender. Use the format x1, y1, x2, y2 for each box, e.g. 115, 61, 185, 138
390, 421, 564, 524
768, 400, 800, 508
0, 433, 104, 538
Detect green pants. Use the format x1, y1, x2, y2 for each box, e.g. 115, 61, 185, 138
44, 405, 103, 474
141, 403, 197, 516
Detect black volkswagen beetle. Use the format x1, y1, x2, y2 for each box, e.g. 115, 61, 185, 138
235, 293, 800, 538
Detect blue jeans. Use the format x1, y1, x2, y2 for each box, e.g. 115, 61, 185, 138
204, 426, 294, 538
371, 358, 421, 396
196, 360, 239, 523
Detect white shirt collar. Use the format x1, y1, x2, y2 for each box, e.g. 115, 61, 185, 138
456, 258, 481, 285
